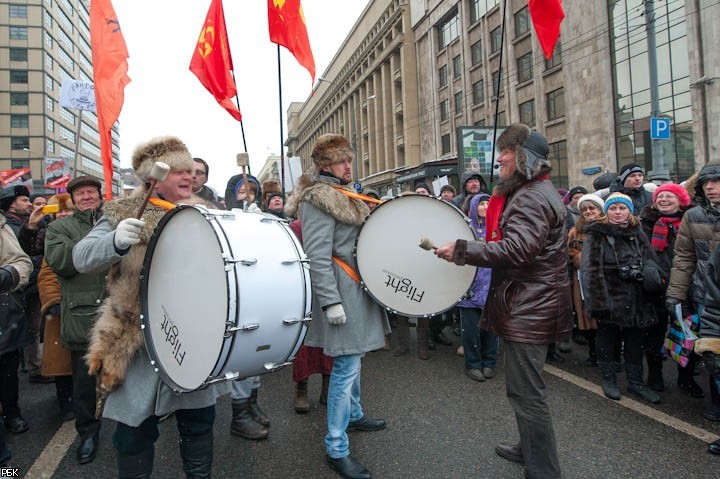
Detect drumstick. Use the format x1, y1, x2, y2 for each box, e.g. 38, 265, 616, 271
136, 162, 170, 219
418, 237, 437, 251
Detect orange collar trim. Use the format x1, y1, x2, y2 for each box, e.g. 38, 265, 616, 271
333, 187, 382, 204
149, 197, 176, 211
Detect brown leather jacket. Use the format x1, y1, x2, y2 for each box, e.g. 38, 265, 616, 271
452, 179, 573, 344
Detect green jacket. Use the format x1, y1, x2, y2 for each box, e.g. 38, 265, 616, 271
44, 206, 106, 351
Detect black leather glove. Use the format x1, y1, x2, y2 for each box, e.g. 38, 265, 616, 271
665, 297, 680, 315
704, 352, 720, 378
0, 266, 18, 294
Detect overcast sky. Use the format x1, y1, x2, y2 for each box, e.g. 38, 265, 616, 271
114, 0, 370, 193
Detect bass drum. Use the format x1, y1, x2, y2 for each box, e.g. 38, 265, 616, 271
140, 206, 311, 393
354, 194, 477, 317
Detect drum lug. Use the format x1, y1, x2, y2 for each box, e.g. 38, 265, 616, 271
282, 315, 312, 325
225, 322, 260, 337
223, 255, 257, 269
281, 258, 310, 266
264, 361, 292, 372
206, 371, 241, 385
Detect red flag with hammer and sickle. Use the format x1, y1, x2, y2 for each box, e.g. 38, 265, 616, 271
268, 0, 315, 85
190, 0, 242, 121
90, 0, 130, 200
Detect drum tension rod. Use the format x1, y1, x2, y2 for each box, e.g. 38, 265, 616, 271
264, 361, 292, 372
281, 258, 310, 265
282, 316, 312, 325
223, 255, 257, 266
224, 321, 259, 337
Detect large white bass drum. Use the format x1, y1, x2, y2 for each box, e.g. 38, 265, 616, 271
140, 206, 311, 392
354, 194, 477, 317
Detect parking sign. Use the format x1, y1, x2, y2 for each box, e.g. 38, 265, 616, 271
651, 117, 671, 140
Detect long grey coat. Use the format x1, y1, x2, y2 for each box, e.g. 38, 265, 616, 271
286, 173, 389, 357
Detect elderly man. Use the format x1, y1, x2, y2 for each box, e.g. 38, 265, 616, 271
435, 124, 572, 479
285, 133, 390, 479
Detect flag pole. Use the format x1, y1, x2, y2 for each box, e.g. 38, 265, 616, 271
276, 45, 286, 196
489, 0, 508, 187
230, 72, 249, 165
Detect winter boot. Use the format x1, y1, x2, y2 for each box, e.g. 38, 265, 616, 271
248, 388, 270, 427
646, 353, 665, 391
392, 317, 410, 357
703, 376, 720, 421
179, 432, 213, 479
598, 361, 621, 400
294, 380, 310, 413
117, 448, 154, 479
230, 401, 269, 440
626, 364, 661, 404
416, 318, 430, 360
585, 331, 597, 367
319, 374, 330, 406
677, 362, 704, 398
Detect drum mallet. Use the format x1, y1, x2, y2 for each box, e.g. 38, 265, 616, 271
136, 161, 170, 219
418, 237, 437, 251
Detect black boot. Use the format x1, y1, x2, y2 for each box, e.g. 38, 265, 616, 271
118, 448, 154, 479
598, 361, 621, 400
230, 401, 268, 440
704, 376, 720, 422
626, 364, 661, 404
585, 332, 597, 367
180, 432, 213, 479
249, 388, 270, 427
677, 361, 704, 398
646, 353, 665, 392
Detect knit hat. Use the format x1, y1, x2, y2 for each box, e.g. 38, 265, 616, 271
414, 183, 432, 194
131, 136, 194, 182
577, 193, 604, 211
618, 163, 645, 185
653, 183, 691, 207
66, 176, 102, 198
440, 184, 456, 195
46, 193, 74, 212
603, 193, 634, 214
568, 186, 588, 200
266, 191, 284, 203
310, 134, 353, 169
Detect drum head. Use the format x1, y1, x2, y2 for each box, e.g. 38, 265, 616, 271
141, 206, 228, 391
355, 195, 477, 317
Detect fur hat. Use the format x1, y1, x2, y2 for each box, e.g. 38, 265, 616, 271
496, 124, 551, 180
310, 134, 354, 169
0, 185, 30, 211
653, 183, 691, 207
577, 193, 604, 211
46, 193, 74, 212
131, 136, 194, 182
604, 192, 634, 214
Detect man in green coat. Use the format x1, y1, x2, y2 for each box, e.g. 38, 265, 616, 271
44, 176, 105, 465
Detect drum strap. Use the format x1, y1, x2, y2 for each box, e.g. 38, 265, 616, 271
333, 187, 382, 205
332, 256, 361, 284
149, 197, 177, 210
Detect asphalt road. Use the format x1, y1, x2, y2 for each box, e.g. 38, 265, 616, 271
5, 328, 720, 478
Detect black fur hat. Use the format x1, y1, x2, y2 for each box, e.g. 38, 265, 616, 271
497, 124, 551, 180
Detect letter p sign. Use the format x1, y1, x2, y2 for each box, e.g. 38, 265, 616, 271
651, 117, 671, 140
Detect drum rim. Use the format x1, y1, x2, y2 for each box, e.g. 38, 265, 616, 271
352, 194, 478, 318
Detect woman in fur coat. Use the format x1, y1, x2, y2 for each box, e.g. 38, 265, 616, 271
582, 193, 661, 404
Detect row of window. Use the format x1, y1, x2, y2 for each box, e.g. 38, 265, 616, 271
438, 88, 565, 124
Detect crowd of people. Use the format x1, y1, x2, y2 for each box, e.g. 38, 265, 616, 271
1, 125, 720, 478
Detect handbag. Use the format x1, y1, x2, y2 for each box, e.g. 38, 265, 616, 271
663, 304, 699, 367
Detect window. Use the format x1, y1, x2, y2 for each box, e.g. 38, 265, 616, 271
545, 39, 562, 70
491, 70, 503, 97
490, 27, 502, 54
438, 65, 448, 88
455, 92, 463, 114
519, 100, 536, 126
11, 92, 28, 105
453, 55, 462, 79
45, 52, 54, 70
47, 118, 55, 132
10, 48, 27, 61
11, 159, 29, 169
10, 70, 28, 83
441, 133, 451, 154
496, 110, 507, 126
514, 7, 530, 37
45, 10, 53, 27
11, 115, 29, 128
10, 26, 28, 40
517, 52, 533, 83
546, 88, 565, 120
472, 79, 485, 104
59, 47, 75, 69
60, 108, 75, 125
11, 137, 30, 150
45, 31, 54, 49
470, 0, 488, 23
471, 41, 483, 65
440, 99, 450, 121
438, 12, 459, 49
45, 73, 54, 90
46, 96, 55, 111
60, 125, 75, 141
47, 139, 55, 154
548, 140, 568, 189
9, 4, 28, 18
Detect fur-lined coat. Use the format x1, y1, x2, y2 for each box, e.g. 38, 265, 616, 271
285, 171, 389, 356
73, 192, 229, 426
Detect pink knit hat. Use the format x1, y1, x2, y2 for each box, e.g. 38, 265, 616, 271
653, 183, 691, 207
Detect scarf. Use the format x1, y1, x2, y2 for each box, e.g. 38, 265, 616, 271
651, 216, 681, 252
485, 194, 506, 242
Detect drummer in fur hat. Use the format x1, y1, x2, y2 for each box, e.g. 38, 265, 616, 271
285, 133, 390, 479
72, 136, 230, 477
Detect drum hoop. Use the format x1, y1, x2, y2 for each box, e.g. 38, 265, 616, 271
352, 195, 478, 318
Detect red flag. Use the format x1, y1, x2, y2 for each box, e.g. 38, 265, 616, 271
528, 0, 565, 60
268, 0, 315, 84
90, 0, 130, 200
189, 0, 242, 122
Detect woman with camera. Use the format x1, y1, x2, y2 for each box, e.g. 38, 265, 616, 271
582, 193, 662, 403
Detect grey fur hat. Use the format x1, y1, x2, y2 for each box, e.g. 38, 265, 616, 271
132, 136, 194, 182
497, 124, 551, 180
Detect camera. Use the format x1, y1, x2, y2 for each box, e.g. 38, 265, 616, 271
618, 264, 644, 282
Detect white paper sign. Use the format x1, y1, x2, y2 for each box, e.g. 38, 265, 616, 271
60, 79, 96, 112
432, 175, 449, 197
283, 156, 302, 192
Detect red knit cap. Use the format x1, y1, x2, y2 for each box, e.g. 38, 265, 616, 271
653, 183, 691, 207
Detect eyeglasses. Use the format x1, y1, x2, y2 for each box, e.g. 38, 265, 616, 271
194, 170, 206, 176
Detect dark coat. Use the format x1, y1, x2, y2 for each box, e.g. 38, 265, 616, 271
639, 205, 684, 280
581, 219, 659, 328
696, 246, 720, 354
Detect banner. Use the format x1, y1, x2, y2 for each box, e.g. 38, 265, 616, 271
44, 157, 72, 188
0, 169, 33, 190
60, 79, 97, 112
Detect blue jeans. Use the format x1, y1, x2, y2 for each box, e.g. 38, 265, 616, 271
325, 354, 363, 459
459, 307, 499, 370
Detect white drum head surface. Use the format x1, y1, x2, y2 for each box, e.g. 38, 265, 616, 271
355, 195, 477, 317
142, 207, 228, 391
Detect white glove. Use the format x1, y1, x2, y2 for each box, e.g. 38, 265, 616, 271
246, 202, 262, 214
114, 218, 145, 250
326, 304, 346, 325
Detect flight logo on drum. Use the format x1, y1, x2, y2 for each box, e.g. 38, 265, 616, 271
384, 272, 425, 303
161, 307, 186, 366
